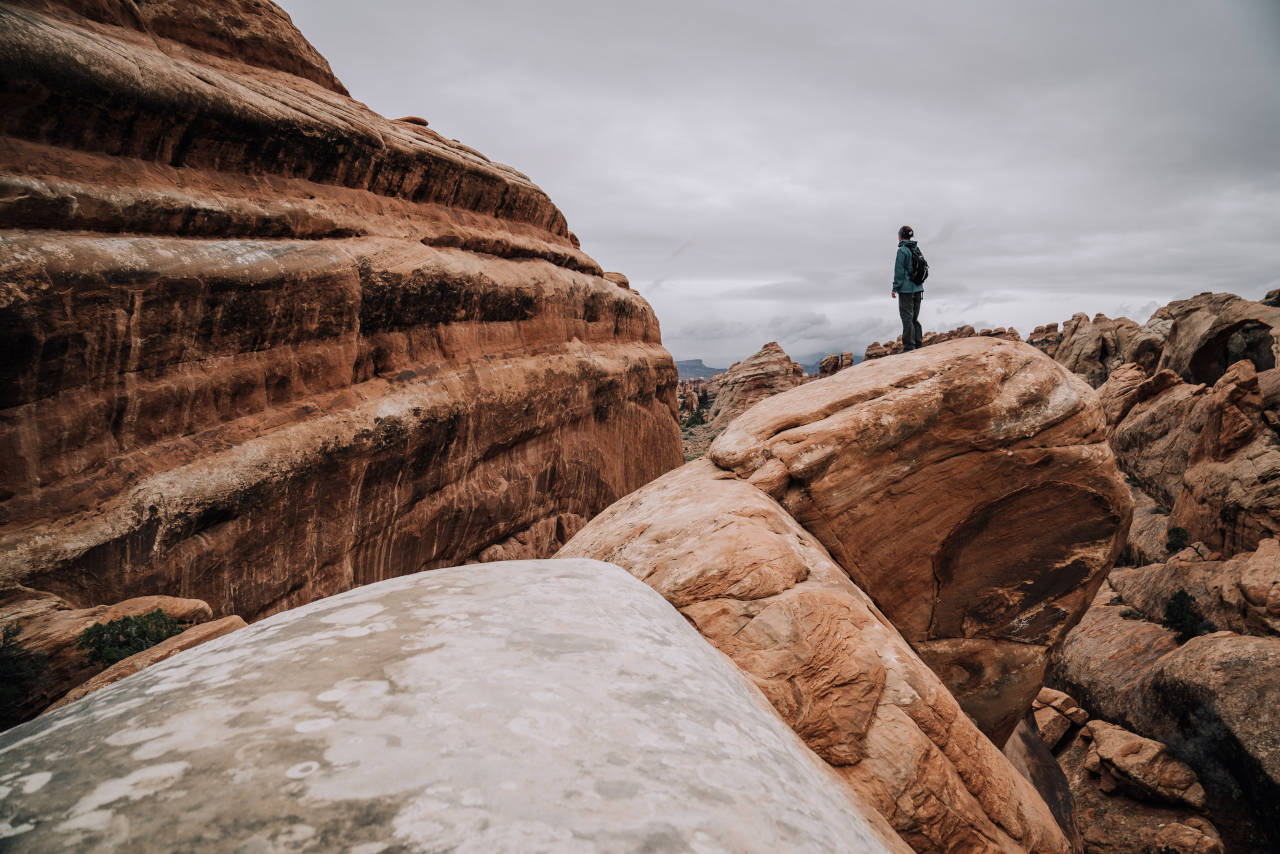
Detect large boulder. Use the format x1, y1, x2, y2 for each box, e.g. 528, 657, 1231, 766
1051, 584, 1280, 849
709, 338, 1131, 744
0, 1, 682, 621
560, 461, 1072, 853
0, 559, 909, 853
705, 341, 803, 431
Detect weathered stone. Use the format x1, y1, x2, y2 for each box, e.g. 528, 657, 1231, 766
0, 587, 214, 721
1055, 727, 1223, 854
1051, 588, 1280, 849
705, 341, 803, 431
0, 2, 682, 621
1133, 292, 1280, 386
44, 614, 247, 711
1109, 538, 1280, 637
710, 338, 1131, 745
1033, 706, 1073, 751
0, 559, 910, 853
1124, 483, 1170, 567
559, 461, 1071, 854
1084, 721, 1206, 808
1002, 713, 1084, 852
1049, 313, 1140, 388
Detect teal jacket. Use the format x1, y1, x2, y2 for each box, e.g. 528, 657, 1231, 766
893, 240, 923, 294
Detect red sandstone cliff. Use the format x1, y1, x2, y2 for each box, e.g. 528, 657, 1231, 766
0, 0, 683, 621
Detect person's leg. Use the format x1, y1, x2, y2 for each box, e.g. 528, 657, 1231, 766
898, 294, 916, 350
911, 292, 924, 350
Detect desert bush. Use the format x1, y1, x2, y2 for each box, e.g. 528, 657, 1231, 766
78, 609, 183, 666
1166, 526, 1190, 553
1162, 589, 1215, 643
1, 622, 48, 730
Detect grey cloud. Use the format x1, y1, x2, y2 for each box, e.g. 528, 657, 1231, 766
280, 0, 1280, 363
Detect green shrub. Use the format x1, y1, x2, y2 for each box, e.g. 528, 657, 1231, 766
1166, 526, 1190, 553
78, 609, 183, 666
683, 407, 705, 428
1, 622, 48, 730
1162, 589, 1214, 644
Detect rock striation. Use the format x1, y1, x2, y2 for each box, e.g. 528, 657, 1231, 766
0, 1, 682, 621
705, 341, 803, 431
0, 559, 910, 853
562, 337, 1133, 852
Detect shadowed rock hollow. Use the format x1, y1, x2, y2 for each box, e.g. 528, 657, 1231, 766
0, 0, 683, 621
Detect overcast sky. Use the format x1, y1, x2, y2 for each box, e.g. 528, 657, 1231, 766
279, 1, 1280, 366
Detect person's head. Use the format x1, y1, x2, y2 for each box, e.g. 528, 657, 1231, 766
898, 225, 914, 241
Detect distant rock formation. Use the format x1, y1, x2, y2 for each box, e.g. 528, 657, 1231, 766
0, 560, 910, 853
705, 341, 803, 431
674, 358, 726, 380
1030, 314, 1140, 388
563, 337, 1132, 852
0, 1, 682, 621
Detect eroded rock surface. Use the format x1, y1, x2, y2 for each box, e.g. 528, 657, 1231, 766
709, 338, 1131, 745
560, 461, 1071, 854
0, 559, 909, 853
0, 587, 214, 721
705, 341, 803, 431
0, 1, 682, 620
1051, 583, 1280, 849
1038, 313, 1139, 388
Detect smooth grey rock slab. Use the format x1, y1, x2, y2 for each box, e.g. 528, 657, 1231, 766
0, 559, 897, 853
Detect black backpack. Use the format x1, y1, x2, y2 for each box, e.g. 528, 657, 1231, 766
908, 245, 929, 285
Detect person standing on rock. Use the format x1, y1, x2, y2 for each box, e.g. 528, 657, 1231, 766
891, 225, 928, 351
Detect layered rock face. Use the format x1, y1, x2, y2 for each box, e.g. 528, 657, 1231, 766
0, 560, 909, 853
562, 337, 1133, 853
705, 341, 803, 431
0, 2, 682, 620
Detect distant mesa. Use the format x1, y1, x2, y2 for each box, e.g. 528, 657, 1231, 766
675, 358, 727, 380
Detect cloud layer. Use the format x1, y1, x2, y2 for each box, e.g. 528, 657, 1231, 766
279, 0, 1280, 365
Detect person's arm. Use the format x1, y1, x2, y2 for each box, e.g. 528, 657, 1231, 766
892, 246, 908, 296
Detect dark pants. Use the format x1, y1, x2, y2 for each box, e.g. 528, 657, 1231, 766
898, 291, 923, 350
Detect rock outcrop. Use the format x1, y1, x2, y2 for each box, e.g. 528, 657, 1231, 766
1099, 360, 1280, 556
0, 587, 215, 721
560, 461, 1071, 854
1134, 292, 1280, 385
705, 341, 803, 431
1109, 538, 1280, 637
0, 1, 682, 621
561, 337, 1133, 852
1050, 583, 1280, 849
710, 338, 1131, 746
0, 559, 910, 853
1031, 313, 1139, 388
